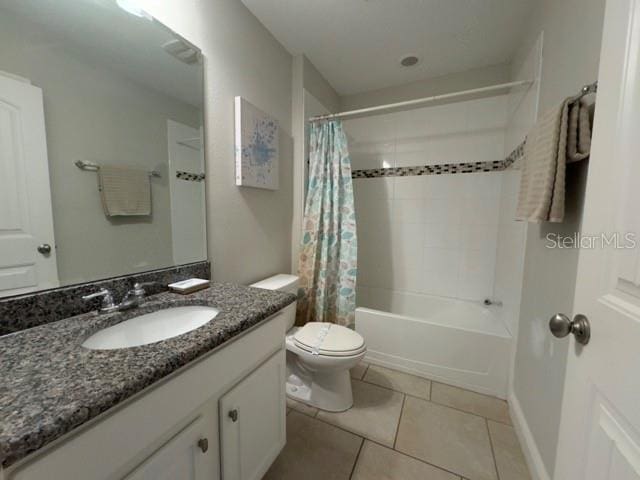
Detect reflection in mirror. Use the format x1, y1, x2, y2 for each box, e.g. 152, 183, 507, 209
0, 0, 206, 297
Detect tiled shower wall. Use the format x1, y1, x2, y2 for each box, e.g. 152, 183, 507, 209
494, 35, 541, 337
346, 95, 509, 307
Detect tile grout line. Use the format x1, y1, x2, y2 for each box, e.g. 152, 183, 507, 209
348, 437, 365, 480
307, 363, 512, 425
365, 363, 508, 405
359, 366, 510, 420
392, 393, 407, 450
374, 436, 468, 479
485, 418, 501, 480
310, 409, 391, 450
355, 375, 430, 400
403, 390, 512, 426
295, 400, 510, 480
286, 400, 319, 419
306, 411, 469, 480
297, 370, 512, 425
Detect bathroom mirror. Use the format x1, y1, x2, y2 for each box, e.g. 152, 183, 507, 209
0, 0, 206, 297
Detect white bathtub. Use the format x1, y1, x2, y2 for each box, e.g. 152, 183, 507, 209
355, 292, 511, 398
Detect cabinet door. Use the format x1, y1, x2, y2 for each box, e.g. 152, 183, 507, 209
124, 415, 217, 480
219, 350, 286, 480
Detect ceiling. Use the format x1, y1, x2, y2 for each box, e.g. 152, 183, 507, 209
241, 0, 536, 95
0, 0, 203, 107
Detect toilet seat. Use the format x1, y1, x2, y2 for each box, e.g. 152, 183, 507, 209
293, 322, 365, 357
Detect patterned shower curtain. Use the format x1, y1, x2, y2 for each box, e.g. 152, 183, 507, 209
296, 120, 358, 327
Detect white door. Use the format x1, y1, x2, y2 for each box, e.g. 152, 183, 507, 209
0, 74, 58, 295
167, 119, 206, 265
219, 350, 286, 480
124, 415, 218, 480
553, 1, 640, 478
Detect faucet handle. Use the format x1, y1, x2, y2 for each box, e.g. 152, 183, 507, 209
82, 288, 112, 301
82, 288, 117, 312
132, 281, 157, 296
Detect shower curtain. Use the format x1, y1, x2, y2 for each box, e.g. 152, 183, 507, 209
296, 120, 358, 327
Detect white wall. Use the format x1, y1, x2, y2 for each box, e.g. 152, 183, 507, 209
138, 0, 294, 285
508, 0, 606, 477
290, 55, 340, 274
0, 10, 201, 286
301, 56, 341, 114
347, 96, 508, 308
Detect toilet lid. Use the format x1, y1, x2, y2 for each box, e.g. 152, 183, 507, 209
293, 322, 365, 357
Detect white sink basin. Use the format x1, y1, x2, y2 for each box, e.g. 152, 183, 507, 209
82, 306, 219, 350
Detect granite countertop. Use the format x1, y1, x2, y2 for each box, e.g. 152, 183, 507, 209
0, 283, 296, 468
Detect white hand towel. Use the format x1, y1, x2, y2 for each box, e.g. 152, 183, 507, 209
98, 165, 151, 216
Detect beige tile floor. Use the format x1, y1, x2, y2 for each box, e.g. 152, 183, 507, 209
264, 362, 531, 480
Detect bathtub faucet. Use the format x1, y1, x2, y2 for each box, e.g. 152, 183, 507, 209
483, 298, 503, 307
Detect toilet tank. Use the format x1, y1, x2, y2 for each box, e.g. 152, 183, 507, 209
250, 274, 299, 330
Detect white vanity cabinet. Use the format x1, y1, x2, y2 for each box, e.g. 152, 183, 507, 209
219, 350, 286, 480
3, 312, 287, 480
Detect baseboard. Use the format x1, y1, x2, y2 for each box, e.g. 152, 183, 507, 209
508, 390, 552, 480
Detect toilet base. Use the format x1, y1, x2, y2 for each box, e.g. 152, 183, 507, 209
286, 357, 354, 412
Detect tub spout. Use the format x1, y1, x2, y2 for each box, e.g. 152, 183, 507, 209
483, 298, 503, 307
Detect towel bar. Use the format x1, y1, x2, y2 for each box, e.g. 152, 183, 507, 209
75, 160, 161, 178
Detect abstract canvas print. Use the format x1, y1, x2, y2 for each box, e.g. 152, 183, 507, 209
234, 96, 279, 190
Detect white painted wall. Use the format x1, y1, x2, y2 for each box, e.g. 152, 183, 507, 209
346, 96, 508, 309
291, 55, 339, 273
301, 56, 341, 114
0, 10, 201, 286
508, 0, 606, 477
138, 0, 294, 285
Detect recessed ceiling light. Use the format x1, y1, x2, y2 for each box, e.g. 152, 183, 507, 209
400, 55, 419, 67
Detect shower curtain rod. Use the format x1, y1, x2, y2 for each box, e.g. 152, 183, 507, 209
308, 79, 533, 123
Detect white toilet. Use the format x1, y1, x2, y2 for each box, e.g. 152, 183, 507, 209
251, 274, 366, 412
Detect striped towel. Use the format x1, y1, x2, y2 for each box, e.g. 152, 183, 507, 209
98, 165, 151, 216
516, 93, 595, 223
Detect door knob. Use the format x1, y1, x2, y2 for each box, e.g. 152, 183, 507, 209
228, 409, 238, 422
37, 243, 52, 255
549, 313, 591, 345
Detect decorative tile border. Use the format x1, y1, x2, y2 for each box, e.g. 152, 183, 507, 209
503, 140, 525, 168
176, 171, 206, 182
0, 261, 210, 336
351, 140, 526, 179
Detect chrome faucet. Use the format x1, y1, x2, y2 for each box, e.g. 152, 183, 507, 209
118, 282, 157, 310
118, 282, 153, 311
83, 282, 156, 313
82, 288, 118, 313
